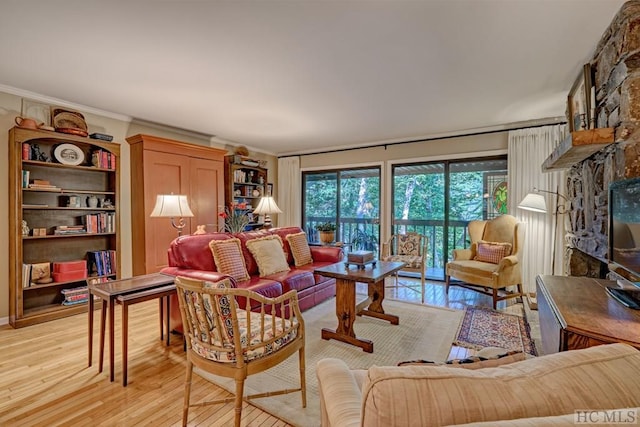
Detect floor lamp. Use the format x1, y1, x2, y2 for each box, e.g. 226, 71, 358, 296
518, 186, 567, 275
150, 194, 194, 236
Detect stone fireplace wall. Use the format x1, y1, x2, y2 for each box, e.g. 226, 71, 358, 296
566, 1, 640, 277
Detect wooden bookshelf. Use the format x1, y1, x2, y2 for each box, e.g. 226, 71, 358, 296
8, 127, 121, 328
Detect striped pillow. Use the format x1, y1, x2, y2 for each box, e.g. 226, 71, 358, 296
209, 238, 250, 282
285, 232, 313, 266
475, 241, 512, 264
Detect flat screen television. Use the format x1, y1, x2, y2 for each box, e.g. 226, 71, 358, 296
607, 177, 640, 308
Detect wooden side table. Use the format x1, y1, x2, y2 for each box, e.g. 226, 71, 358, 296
536, 275, 640, 355
88, 273, 176, 385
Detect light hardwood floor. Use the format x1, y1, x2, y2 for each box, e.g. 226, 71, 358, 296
0, 279, 529, 426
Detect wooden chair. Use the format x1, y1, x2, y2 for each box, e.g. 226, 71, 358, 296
381, 232, 428, 303
174, 276, 306, 427
445, 214, 524, 309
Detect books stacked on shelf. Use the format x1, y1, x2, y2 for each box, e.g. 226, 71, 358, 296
87, 250, 117, 277
61, 286, 89, 306
28, 179, 60, 191
91, 149, 116, 170
84, 212, 116, 233
54, 225, 86, 235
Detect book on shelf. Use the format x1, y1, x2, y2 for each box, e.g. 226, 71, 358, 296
21, 170, 29, 188
22, 264, 31, 288
28, 184, 59, 190
54, 225, 86, 235
23, 203, 49, 208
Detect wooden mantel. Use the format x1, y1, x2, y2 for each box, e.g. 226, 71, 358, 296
542, 128, 614, 172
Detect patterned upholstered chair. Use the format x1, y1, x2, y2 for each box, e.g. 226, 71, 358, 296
445, 214, 524, 309
381, 232, 428, 303
174, 276, 306, 427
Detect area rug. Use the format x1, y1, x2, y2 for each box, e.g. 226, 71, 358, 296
454, 306, 537, 356
197, 297, 464, 427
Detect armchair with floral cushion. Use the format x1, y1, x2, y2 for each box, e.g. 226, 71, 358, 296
381, 232, 428, 303
445, 214, 524, 309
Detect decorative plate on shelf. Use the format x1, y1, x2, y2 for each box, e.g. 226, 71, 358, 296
54, 143, 85, 165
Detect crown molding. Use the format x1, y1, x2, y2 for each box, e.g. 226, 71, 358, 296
0, 84, 132, 122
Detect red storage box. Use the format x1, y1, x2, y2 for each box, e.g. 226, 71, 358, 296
53, 260, 87, 273
53, 270, 88, 282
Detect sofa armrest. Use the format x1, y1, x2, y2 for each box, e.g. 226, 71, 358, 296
310, 246, 344, 263
160, 268, 236, 287
317, 358, 362, 427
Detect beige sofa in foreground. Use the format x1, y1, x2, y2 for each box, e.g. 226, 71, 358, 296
317, 344, 640, 426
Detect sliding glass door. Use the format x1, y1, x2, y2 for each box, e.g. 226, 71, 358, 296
303, 167, 381, 255
392, 156, 507, 280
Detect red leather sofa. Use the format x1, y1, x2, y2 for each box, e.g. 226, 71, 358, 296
161, 226, 343, 331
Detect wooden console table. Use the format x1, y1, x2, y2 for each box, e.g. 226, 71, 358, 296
536, 275, 640, 355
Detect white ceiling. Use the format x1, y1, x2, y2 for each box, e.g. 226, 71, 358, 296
0, 0, 626, 156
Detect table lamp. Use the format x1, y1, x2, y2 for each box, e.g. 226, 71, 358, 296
253, 196, 282, 229
150, 194, 194, 236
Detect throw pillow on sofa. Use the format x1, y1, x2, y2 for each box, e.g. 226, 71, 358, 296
398, 347, 525, 369
285, 232, 313, 266
246, 235, 291, 277
209, 238, 250, 282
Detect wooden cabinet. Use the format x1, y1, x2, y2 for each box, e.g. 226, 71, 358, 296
224, 155, 268, 229
536, 275, 640, 354
127, 134, 226, 275
9, 127, 121, 328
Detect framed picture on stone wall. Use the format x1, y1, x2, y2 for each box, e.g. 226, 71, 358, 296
567, 64, 593, 132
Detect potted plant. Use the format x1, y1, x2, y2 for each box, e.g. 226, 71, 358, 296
351, 227, 379, 252
315, 222, 337, 244
219, 206, 250, 233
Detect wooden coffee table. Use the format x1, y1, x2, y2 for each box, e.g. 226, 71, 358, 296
315, 261, 405, 352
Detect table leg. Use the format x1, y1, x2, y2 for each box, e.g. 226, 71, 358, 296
360, 280, 400, 325
165, 295, 171, 346
122, 301, 129, 386
159, 298, 164, 341
109, 296, 115, 382
321, 278, 373, 352
88, 291, 94, 367
99, 299, 107, 373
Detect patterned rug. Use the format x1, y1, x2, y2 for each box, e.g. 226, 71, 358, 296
455, 306, 537, 356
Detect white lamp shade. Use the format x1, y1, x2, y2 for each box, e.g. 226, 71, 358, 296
518, 193, 547, 213
253, 196, 282, 215
150, 194, 194, 217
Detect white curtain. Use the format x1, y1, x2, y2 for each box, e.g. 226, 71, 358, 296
277, 156, 301, 227
508, 124, 566, 294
